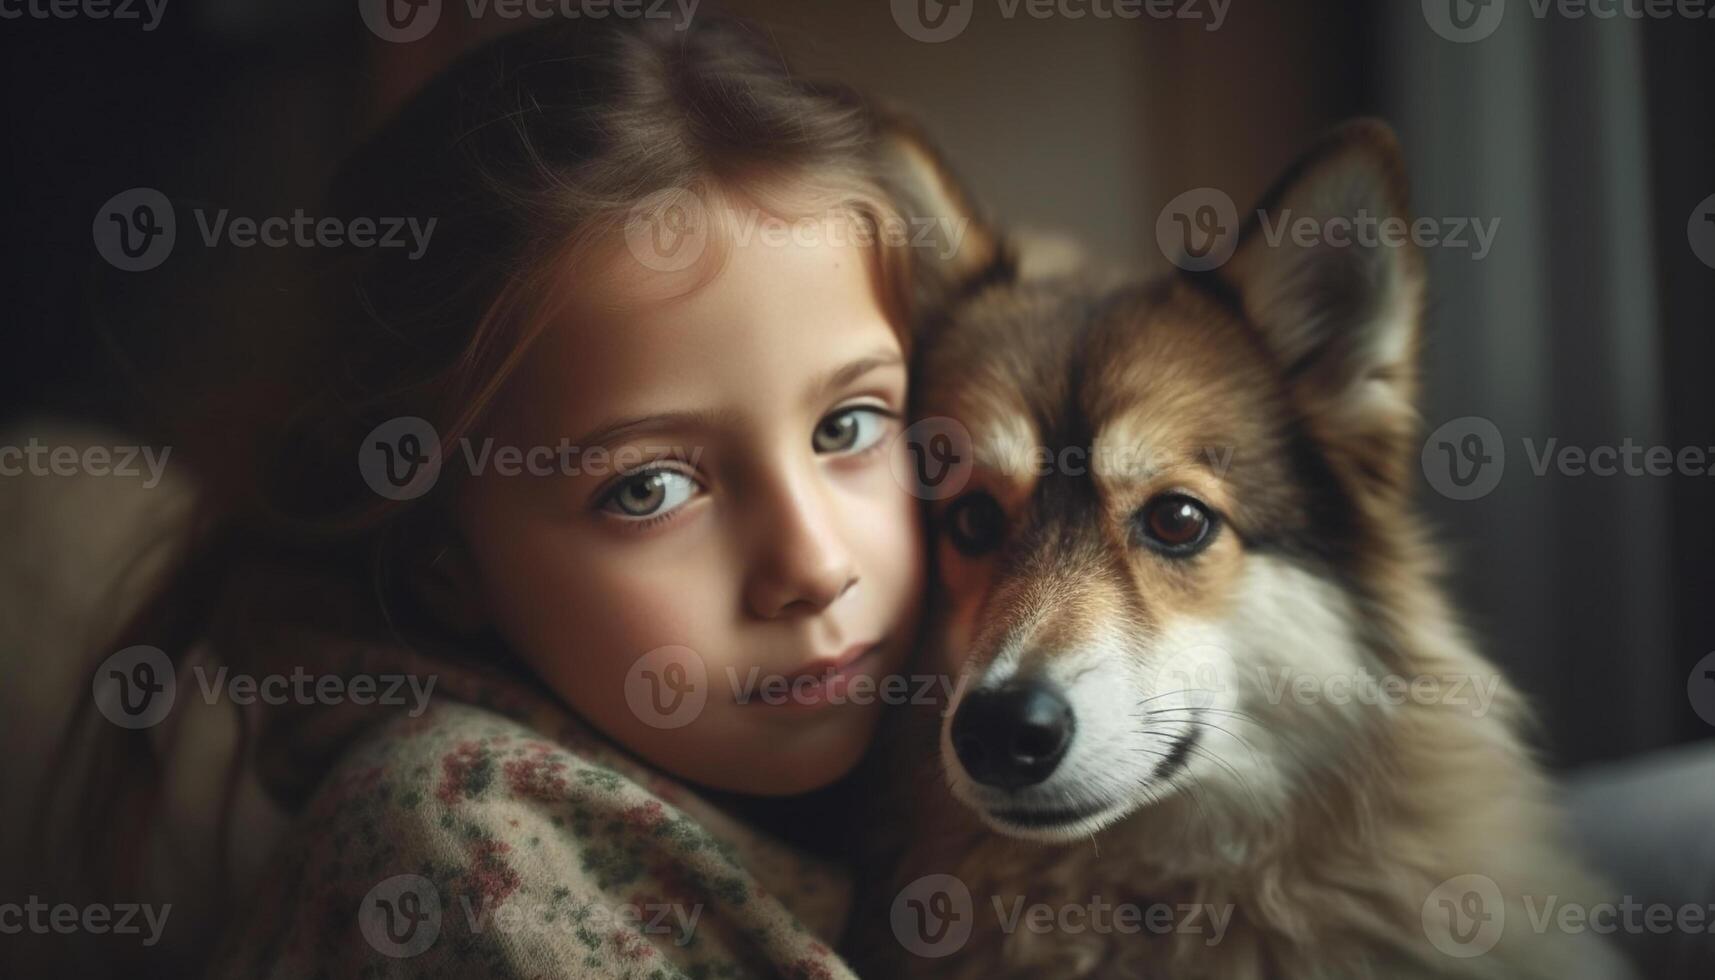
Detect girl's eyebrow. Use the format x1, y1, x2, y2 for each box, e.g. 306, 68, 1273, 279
572, 407, 746, 451
806, 348, 905, 405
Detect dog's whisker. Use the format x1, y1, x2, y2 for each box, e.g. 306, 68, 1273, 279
1134, 689, 1212, 709
1133, 726, 1272, 818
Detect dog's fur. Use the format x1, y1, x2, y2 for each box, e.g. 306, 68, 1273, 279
847, 121, 1636, 979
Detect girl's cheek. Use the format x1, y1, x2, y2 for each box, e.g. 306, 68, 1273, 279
865, 470, 929, 630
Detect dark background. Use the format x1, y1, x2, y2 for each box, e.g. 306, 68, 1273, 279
2, 0, 1711, 764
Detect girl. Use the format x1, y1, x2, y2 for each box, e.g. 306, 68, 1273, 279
51, 12, 991, 978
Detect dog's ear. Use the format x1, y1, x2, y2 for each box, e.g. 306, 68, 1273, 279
1213, 119, 1425, 497
872, 111, 1016, 318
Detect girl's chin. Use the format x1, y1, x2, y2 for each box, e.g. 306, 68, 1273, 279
714, 714, 880, 796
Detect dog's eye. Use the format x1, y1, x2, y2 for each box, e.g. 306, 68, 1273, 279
1135, 494, 1217, 556
945, 492, 1005, 556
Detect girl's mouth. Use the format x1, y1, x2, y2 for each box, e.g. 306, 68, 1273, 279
742, 640, 885, 710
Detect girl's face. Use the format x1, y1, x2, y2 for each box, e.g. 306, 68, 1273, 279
456, 199, 925, 795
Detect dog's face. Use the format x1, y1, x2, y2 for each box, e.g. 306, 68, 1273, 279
901, 122, 1426, 842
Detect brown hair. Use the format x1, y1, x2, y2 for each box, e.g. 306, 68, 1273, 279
48, 11, 927, 922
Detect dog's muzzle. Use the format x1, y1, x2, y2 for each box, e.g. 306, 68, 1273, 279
949, 680, 1076, 789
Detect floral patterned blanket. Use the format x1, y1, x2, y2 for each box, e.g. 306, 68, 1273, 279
204, 658, 862, 979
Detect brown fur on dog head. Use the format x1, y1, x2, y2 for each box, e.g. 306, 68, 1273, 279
853, 120, 1633, 980
892, 120, 1435, 840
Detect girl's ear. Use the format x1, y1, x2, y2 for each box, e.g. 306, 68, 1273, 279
414, 539, 491, 634
873, 111, 1016, 314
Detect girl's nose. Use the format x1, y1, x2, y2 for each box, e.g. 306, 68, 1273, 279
744, 474, 859, 619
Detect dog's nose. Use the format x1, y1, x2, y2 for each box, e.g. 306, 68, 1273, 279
950, 681, 1075, 789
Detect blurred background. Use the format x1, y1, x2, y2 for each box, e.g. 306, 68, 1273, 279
1, 0, 1712, 974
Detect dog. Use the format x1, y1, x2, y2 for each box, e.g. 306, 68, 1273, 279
845, 120, 1637, 980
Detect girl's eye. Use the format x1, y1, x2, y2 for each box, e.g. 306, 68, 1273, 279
813, 406, 889, 456
600, 468, 698, 520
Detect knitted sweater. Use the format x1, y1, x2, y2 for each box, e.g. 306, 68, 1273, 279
204, 660, 862, 980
